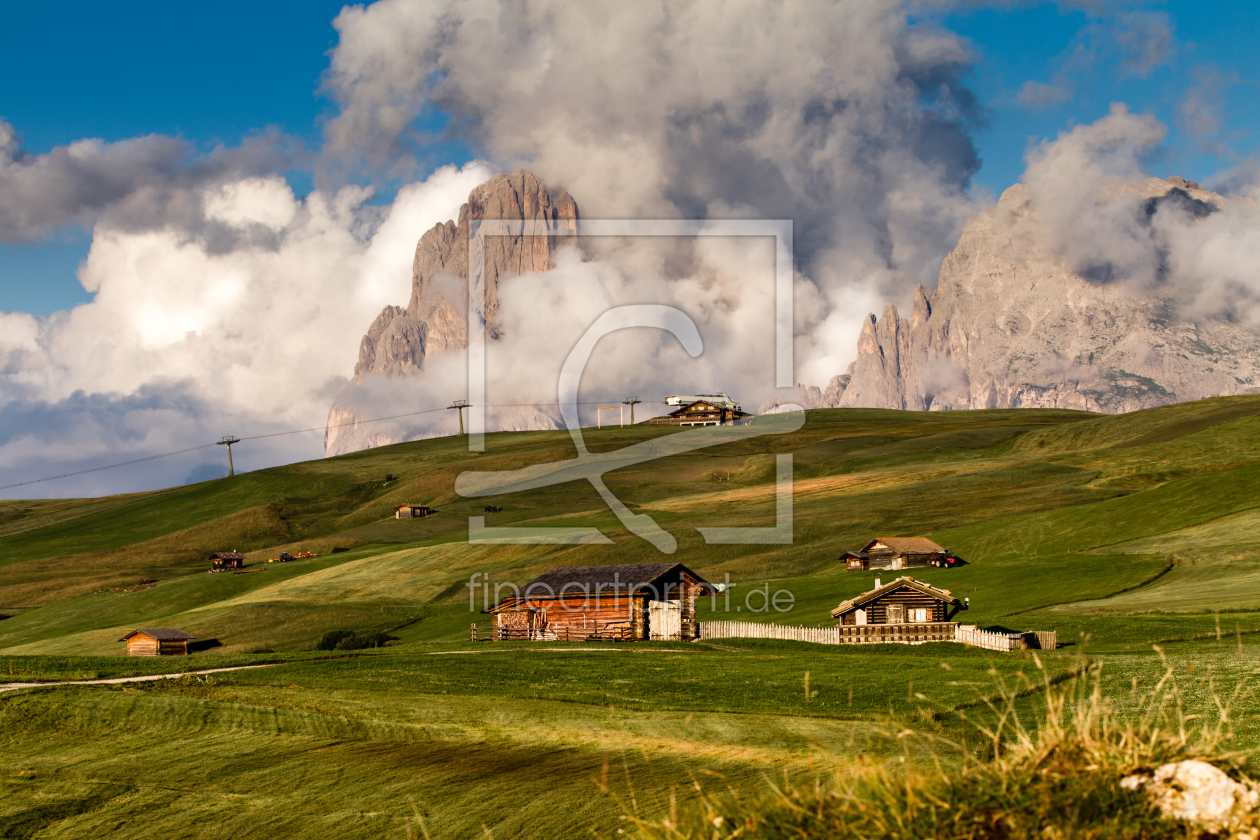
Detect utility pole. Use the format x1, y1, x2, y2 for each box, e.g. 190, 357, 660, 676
622, 397, 641, 425
217, 436, 240, 477
448, 399, 470, 436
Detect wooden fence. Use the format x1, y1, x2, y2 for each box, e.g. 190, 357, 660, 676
471, 622, 633, 642
701, 621, 1055, 650
701, 621, 841, 644
470, 618, 1056, 650
954, 625, 1017, 651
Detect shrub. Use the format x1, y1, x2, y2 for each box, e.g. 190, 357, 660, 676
316, 629, 397, 651
314, 630, 355, 651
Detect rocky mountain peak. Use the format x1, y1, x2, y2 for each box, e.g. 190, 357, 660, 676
804, 176, 1260, 413
328, 170, 577, 455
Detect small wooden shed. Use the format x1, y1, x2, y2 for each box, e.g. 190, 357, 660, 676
395, 504, 434, 519
120, 628, 195, 656
210, 551, 245, 571
845, 538, 949, 571
483, 563, 715, 641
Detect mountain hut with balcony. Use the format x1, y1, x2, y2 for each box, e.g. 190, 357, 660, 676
829, 576, 967, 644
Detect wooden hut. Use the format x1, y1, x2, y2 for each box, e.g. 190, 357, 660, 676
648, 400, 749, 427
119, 628, 195, 656
483, 563, 714, 641
829, 577, 967, 644
845, 538, 950, 571
395, 504, 434, 519
210, 551, 245, 572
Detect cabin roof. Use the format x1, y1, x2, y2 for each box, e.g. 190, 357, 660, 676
395, 503, 429, 510
829, 576, 960, 618
666, 401, 749, 417
523, 563, 709, 592
861, 537, 946, 554
209, 551, 244, 560
119, 628, 196, 642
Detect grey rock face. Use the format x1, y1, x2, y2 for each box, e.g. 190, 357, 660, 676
327, 171, 577, 456
759, 374, 851, 413
837, 178, 1260, 413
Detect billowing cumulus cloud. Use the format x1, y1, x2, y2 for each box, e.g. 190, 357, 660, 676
1022, 103, 1260, 326
0, 121, 292, 242
0, 162, 493, 494
323, 0, 986, 394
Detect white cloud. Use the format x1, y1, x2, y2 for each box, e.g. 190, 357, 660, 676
1021, 104, 1260, 327
322, 0, 986, 414
0, 162, 492, 495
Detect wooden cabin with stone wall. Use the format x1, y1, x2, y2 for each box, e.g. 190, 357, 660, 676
483, 563, 714, 641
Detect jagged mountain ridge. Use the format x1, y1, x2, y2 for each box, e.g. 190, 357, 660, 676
777, 176, 1260, 414
325, 171, 577, 456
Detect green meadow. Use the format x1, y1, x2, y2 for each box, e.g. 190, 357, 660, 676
4, 397, 1260, 837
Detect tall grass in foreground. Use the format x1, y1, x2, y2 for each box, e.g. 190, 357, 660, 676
633, 653, 1257, 839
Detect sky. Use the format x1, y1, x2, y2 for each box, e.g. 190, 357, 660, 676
1, 0, 1258, 497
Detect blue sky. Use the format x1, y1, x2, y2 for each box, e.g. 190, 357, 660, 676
940, 2, 1260, 194
0, 1, 1256, 316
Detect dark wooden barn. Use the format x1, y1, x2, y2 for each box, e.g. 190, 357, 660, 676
210, 551, 245, 572
844, 538, 950, 571
483, 563, 714, 641
119, 628, 195, 656
829, 577, 967, 644
395, 504, 434, 519
648, 400, 749, 427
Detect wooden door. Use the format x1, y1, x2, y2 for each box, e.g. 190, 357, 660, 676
648, 601, 682, 640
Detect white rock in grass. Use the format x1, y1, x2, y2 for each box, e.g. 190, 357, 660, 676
1122, 760, 1260, 839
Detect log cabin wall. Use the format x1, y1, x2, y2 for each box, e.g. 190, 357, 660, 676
495, 595, 644, 639
841, 589, 948, 625
864, 552, 936, 570
537, 595, 637, 638
127, 636, 159, 656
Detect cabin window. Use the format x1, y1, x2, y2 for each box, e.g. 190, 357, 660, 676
910, 608, 929, 623
886, 604, 904, 624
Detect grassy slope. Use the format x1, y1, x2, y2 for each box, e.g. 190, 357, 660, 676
7, 397, 1260, 837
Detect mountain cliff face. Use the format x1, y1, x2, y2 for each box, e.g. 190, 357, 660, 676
822, 177, 1260, 413
325, 171, 577, 456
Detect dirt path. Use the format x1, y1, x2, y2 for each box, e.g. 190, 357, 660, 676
0, 664, 280, 693
0, 647, 704, 692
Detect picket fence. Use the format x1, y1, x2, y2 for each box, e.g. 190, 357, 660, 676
702, 621, 841, 645
700, 620, 1055, 651
953, 625, 1017, 651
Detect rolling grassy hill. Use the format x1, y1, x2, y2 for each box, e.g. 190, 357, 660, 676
5, 397, 1260, 837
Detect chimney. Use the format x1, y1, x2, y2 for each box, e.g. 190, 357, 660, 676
873, 576, 881, 590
